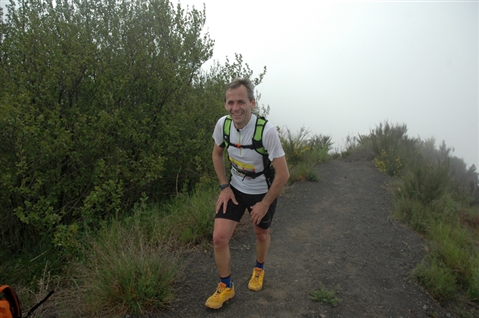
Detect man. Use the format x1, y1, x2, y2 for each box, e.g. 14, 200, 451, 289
205, 78, 289, 309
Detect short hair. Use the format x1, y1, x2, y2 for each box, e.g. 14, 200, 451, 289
224, 78, 255, 102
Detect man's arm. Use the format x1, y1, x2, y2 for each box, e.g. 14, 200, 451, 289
212, 143, 238, 213
212, 143, 228, 185
249, 155, 290, 225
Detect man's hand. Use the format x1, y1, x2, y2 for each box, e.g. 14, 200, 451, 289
216, 187, 238, 213
249, 201, 269, 225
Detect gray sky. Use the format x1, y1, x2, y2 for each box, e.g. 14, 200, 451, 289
1, 0, 478, 168
182, 0, 478, 169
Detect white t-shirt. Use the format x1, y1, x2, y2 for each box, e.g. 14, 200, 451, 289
213, 114, 285, 194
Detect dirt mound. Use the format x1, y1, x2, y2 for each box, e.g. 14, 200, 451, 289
165, 158, 453, 317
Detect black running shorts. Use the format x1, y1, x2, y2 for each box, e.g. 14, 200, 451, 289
215, 186, 277, 229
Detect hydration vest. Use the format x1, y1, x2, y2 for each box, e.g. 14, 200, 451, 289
221, 115, 275, 187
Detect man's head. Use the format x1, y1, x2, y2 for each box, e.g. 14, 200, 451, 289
224, 78, 256, 129
224, 78, 255, 102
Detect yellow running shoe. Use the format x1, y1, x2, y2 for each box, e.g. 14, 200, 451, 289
205, 282, 235, 309
248, 267, 264, 291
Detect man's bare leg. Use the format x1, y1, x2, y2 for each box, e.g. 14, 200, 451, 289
212, 218, 238, 277
254, 225, 270, 263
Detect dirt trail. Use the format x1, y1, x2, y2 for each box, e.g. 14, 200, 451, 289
165, 156, 453, 318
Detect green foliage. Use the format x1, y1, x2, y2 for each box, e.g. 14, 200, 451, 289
309, 284, 341, 307
414, 254, 458, 303
279, 126, 331, 183
427, 220, 479, 293
394, 184, 479, 307
288, 161, 318, 182
374, 149, 403, 176
393, 196, 432, 233
280, 126, 311, 165
0, 0, 266, 256
400, 159, 451, 205
153, 185, 217, 246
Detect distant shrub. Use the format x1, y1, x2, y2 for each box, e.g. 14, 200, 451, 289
401, 159, 451, 205
367, 121, 418, 176
279, 127, 331, 183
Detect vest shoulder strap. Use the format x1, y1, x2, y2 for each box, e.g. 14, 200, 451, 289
223, 115, 268, 155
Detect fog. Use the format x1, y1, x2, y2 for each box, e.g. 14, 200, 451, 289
185, 0, 479, 168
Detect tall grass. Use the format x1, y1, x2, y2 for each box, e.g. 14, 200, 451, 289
75, 221, 178, 317
21, 183, 218, 317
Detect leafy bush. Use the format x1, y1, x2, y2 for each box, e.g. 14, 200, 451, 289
0, 0, 266, 258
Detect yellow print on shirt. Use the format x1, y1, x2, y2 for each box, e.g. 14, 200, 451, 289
229, 156, 255, 177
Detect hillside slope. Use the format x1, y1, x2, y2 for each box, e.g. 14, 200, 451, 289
166, 156, 453, 317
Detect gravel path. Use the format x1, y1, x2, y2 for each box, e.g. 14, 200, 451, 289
164, 157, 453, 318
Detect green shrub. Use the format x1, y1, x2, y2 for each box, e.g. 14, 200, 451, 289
158, 186, 216, 246
374, 149, 403, 176
428, 220, 479, 288
289, 161, 319, 183
0, 0, 266, 257
400, 159, 451, 205
280, 126, 311, 165
392, 196, 432, 233
448, 156, 479, 206
414, 254, 457, 303
367, 121, 418, 176
279, 127, 331, 183
466, 269, 479, 301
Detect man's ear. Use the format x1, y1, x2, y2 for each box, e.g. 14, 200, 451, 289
251, 99, 256, 109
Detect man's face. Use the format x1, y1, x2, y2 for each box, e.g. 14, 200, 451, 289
224, 85, 256, 129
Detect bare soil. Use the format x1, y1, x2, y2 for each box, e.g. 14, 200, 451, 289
163, 155, 454, 317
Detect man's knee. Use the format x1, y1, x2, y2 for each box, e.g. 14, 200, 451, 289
212, 219, 236, 248
254, 228, 270, 242
212, 231, 231, 248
